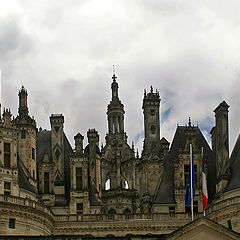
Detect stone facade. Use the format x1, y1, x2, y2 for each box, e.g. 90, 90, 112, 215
0, 74, 240, 237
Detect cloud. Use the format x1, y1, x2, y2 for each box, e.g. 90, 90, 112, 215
1, 0, 240, 154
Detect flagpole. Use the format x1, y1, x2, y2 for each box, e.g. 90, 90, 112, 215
190, 143, 193, 221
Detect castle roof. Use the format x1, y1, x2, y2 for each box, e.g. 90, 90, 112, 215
18, 159, 37, 194
154, 125, 215, 204
37, 130, 52, 162
225, 134, 240, 192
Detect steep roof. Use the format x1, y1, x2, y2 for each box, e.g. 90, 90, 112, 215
36, 129, 73, 205
225, 134, 240, 191
154, 154, 175, 204
37, 130, 52, 163
18, 159, 37, 194
154, 125, 215, 204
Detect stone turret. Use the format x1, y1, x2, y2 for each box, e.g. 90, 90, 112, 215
87, 129, 100, 192
142, 86, 161, 157
106, 72, 127, 142
74, 133, 84, 155
13, 86, 37, 192
211, 101, 230, 193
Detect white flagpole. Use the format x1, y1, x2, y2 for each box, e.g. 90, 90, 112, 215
190, 143, 194, 221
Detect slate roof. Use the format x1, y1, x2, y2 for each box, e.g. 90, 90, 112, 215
37, 130, 52, 163
225, 134, 240, 191
154, 125, 215, 204
154, 154, 175, 204
36, 129, 73, 205
18, 159, 37, 194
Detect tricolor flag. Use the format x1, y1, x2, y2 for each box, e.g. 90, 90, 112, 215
202, 171, 208, 212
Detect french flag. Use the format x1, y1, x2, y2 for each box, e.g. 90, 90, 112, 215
202, 171, 208, 212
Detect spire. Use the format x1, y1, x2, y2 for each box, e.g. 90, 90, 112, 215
188, 117, 192, 127
112, 65, 117, 82
107, 68, 126, 141
150, 85, 153, 93
111, 66, 119, 100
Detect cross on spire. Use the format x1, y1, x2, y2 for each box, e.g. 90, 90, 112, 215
112, 65, 117, 82
188, 117, 192, 127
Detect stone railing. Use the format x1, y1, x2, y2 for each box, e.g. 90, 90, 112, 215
207, 195, 240, 214
0, 194, 202, 223
53, 212, 201, 223
0, 194, 52, 217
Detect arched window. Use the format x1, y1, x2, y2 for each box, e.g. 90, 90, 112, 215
124, 180, 129, 189
123, 208, 131, 219
151, 125, 156, 134
105, 179, 111, 190
108, 209, 116, 214
118, 116, 121, 133
113, 116, 116, 133
123, 208, 131, 214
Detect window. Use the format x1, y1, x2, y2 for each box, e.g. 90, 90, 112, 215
4, 143, 11, 168
9, 218, 15, 229
169, 206, 175, 213
150, 109, 155, 116
108, 209, 116, 215
123, 209, 131, 219
185, 201, 198, 213
118, 116, 121, 133
124, 180, 129, 189
113, 116, 116, 134
44, 172, 49, 193
4, 182, 11, 195
21, 130, 26, 139
105, 179, 110, 190
76, 203, 83, 214
32, 148, 35, 160
193, 201, 198, 213
151, 125, 156, 134
76, 167, 82, 191
184, 164, 197, 187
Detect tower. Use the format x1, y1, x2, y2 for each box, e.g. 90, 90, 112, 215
49, 114, 66, 199
101, 71, 137, 214
137, 87, 163, 212
142, 86, 161, 157
18, 85, 29, 117
13, 86, 37, 192
87, 129, 101, 192
70, 132, 101, 215
106, 72, 127, 143
0, 109, 19, 197
211, 101, 230, 193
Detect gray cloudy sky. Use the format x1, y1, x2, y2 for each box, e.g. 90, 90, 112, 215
1, 0, 240, 154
